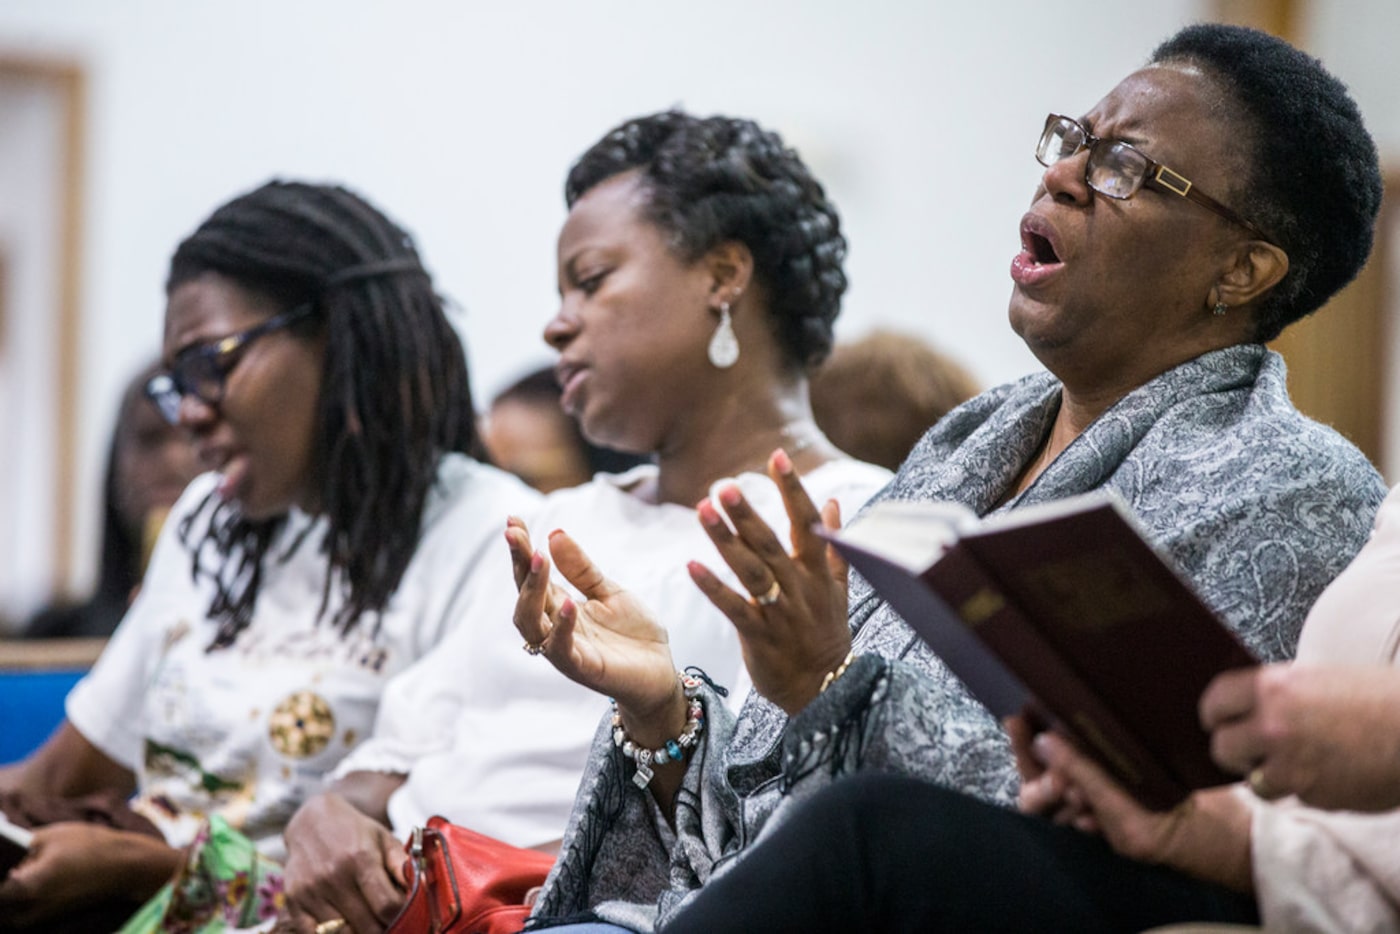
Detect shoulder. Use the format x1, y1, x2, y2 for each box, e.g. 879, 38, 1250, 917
802, 458, 892, 507
532, 465, 660, 523
1148, 348, 1381, 489
913, 373, 1057, 452
421, 454, 542, 531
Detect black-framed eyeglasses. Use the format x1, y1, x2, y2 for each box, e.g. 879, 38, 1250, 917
144, 303, 314, 425
1035, 113, 1273, 244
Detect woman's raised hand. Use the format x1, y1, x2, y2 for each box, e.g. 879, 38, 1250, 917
506, 517, 680, 720
686, 449, 852, 715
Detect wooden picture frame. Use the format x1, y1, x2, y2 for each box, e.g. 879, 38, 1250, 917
0, 56, 86, 614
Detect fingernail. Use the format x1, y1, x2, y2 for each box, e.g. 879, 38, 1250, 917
719, 484, 742, 507
548, 528, 565, 540
530, 553, 544, 573
772, 449, 793, 475
698, 500, 722, 527
1032, 732, 1053, 762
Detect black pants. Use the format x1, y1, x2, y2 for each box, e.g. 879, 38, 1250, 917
662, 773, 1259, 933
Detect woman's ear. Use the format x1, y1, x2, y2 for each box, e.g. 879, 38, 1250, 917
704, 241, 755, 305
1216, 240, 1289, 309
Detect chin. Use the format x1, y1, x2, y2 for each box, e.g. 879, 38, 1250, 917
236, 489, 302, 522
580, 421, 652, 458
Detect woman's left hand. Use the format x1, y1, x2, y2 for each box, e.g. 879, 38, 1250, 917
687, 449, 852, 715
1027, 732, 1255, 893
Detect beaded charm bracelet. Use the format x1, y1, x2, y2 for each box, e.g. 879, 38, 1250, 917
612, 672, 705, 789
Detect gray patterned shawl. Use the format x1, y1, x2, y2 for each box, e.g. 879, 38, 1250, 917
531, 345, 1385, 932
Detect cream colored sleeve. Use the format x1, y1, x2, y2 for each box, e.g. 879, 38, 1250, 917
1249, 788, 1400, 933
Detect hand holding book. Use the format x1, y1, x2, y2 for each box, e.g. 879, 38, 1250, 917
821, 489, 1258, 810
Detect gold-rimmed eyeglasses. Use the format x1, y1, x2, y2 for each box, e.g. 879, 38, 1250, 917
1036, 113, 1273, 244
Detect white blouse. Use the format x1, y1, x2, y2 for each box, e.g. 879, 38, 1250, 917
338, 458, 892, 848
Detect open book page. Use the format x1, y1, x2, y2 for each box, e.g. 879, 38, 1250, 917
831, 500, 976, 572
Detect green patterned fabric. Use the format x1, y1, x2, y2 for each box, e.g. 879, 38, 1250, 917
120, 816, 285, 933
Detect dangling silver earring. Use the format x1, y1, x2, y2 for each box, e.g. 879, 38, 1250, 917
708, 302, 739, 368
1212, 301, 1228, 317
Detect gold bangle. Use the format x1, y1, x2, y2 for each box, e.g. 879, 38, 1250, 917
819, 649, 857, 694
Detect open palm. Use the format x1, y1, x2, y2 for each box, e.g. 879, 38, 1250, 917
508, 518, 680, 714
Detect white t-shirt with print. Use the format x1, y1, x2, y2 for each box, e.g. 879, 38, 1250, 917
65, 454, 539, 858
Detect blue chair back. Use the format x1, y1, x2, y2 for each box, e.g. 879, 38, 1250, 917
0, 668, 85, 764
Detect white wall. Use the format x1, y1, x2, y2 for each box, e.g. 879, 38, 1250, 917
27, 0, 1376, 620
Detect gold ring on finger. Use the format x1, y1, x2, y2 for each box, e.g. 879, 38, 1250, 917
753, 579, 782, 607
314, 921, 348, 934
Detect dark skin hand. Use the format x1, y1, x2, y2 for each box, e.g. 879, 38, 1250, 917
0, 720, 175, 921
1007, 714, 1254, 894
508, 516, 691, 815
0, 822, 180, 926
278, 773, 410, 934
685, 449, 852, 716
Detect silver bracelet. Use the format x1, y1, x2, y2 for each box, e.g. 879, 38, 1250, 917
612, 672, 705, 789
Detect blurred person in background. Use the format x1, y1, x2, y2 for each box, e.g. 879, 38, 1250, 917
483, 364, 649, 493
809, 328, 979, 471
24, 357, 202, 640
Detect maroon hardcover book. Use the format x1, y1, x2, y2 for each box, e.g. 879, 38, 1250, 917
824, 490, 1257, 809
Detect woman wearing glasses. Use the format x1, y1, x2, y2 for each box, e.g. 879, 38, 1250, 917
0, 180, 539, 929
520, 24, 1386, 933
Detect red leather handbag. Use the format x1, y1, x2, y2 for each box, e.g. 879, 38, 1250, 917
386, 816, 555, 934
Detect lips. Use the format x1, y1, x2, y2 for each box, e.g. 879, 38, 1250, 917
1010, 213, 1066, 288
216, 458, 248, 502
554, 360, 588, 417
195, 444, 245, 501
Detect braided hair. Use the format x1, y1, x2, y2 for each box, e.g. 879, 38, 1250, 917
566, 110, 848, 370
167, 180, 483, 648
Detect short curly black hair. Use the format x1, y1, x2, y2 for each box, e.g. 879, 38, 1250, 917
1150, 24, 1382, 342
565, 110, 848, 369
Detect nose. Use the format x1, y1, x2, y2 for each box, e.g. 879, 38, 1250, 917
176, 393, 218, 432
543, 299, 580, 352
1040, 150, 1094, 206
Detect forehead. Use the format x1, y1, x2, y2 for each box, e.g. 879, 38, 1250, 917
163, 273, 277, 352
558, 170, 658, 254
1085, 63, 1235, 163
